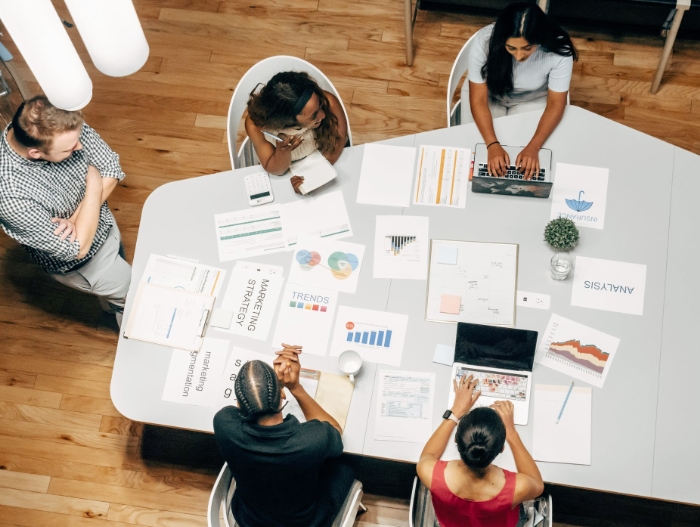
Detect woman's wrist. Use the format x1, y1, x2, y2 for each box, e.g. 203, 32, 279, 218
486, 140, 500, 149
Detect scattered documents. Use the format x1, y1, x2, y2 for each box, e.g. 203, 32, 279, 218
413, 145, 470, 208
142, 254, 225, 296
288, 235, 366, 294
550, 163, 609, 230
212, 346, 272, 411
536, 314, 620, 388
271, 283, 339, 356
290, 150, 337, 195
330, 306, 408, 366
571, 256, 647, 316
374, 371, 434, 443
124, 282, 214, 351
426, 240, 518, 326
280, 190, 352, 247
214, 203, 285, 261
218, 262, 285, 341
162, 338, 230, 406
533, 384, 592, 465
356, 144, 417, 207
373, 215, 430, 280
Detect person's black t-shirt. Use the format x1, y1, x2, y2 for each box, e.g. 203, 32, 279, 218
213, 406, 346, 527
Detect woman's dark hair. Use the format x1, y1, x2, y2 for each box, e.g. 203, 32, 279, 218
455, 407, 506, 477
247, 71, 342, 156
234, 360, 282, 422
482, 2, 578, 97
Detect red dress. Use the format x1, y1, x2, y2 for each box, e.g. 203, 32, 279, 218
430, 460, 520, 527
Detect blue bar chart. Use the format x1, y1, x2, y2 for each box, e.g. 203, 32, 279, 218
347, 329, 393, 348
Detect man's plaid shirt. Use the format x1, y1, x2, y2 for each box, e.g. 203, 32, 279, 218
0, 123, 126, 273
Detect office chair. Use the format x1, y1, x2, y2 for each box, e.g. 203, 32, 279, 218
446, 33, 478, 128
207, 463, 366, 527
226, 56, 352, 170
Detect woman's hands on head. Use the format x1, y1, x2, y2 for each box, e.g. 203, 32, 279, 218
451, 374, 482, 418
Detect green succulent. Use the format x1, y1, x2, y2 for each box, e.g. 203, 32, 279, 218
544, 218, 579, 251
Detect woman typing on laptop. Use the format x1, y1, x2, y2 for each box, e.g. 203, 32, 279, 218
417, 375, 544, 527
462, 2, 577, 179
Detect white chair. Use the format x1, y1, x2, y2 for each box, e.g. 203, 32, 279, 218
226, 55, 352, 170
207, 463, 365, 527
446, 33, 478, 128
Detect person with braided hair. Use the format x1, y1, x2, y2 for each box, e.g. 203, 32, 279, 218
416, 375, 544, 527
213, 345, 355, 527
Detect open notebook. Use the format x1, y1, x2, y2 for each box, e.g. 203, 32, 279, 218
290, 150, 337, 195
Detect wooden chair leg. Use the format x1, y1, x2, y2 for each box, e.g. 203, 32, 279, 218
404, 0, 414, 66
651, 6, 688, 94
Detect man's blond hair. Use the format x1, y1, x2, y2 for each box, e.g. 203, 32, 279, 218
12, 95, 84, 151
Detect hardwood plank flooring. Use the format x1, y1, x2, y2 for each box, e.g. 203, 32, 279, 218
1, 1, 700, 526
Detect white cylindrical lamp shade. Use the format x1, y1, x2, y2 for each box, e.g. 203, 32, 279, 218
65, 0, 149, 77
0, 0, 92, 110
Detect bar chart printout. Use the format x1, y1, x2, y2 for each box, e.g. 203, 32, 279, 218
385, 235, 417, 256
373, 216, 430, 279
330, 306, 408, 366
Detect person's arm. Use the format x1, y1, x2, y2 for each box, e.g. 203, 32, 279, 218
321, 91, 348, 165
244, 115, 304, 175
417, 375, 481, 489
469, 81, 510, 177
70, 166, 104, 259
273, 346, 343, 434
515, 89, 568, 179
491, 400, 544, 505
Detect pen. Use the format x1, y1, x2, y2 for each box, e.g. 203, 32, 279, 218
262, 131, 283, 142
556, 381, 575, 424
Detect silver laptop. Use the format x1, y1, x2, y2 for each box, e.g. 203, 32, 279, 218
447, 322, 538, 425
472, 143, 553, 198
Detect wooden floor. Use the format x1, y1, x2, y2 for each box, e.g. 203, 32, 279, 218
2, 1, 700, 526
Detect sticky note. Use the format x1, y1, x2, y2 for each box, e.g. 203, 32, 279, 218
434, 344, 455, 366
440, 294, 461, 314
437, 245, 458, 265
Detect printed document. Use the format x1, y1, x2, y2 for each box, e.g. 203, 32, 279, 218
373, 216, 430, 280
533, 384, 592, 465
214, 204, 285, 261
357, 144, 417, 207
212, 346, 272, 412
413, 145, 470, 208
374, 371, 434, 443
550, 163, 609, 230
142, 254, 225, 296
280, 190, 352, 247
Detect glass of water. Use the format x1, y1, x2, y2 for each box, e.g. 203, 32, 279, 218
550, 252, 573, 280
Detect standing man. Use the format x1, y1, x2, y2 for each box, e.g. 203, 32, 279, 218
0, 96, 131, 326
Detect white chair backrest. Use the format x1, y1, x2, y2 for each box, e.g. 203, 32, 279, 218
446, 33, 478, 128
227, 55, 352, 170
207, 463, 236, 527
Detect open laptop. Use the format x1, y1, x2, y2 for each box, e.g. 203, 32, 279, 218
447, 322, 538, 425
472, 143, 553, 198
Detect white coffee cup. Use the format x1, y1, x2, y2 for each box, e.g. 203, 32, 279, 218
338, 349, 362, 384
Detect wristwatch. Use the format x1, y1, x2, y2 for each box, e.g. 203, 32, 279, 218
442, 409, 460, 425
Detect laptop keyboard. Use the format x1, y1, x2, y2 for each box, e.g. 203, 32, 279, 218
478, 163, 546, 181
455, 368, 528, 401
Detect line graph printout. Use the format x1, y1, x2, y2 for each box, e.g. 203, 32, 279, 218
426, 240, 518, 326
214, 204, 285, 261
536, 314, 620, 388
413, 145, 470, 208
373, 215, 430, 279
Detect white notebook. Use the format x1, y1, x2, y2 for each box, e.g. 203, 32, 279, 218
290, 150, 337, 195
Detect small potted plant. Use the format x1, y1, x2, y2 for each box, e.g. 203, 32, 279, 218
544, 218, 579, 280
544, 217, 579, 251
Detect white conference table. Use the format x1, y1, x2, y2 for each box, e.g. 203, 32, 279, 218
111, 106, 699, 505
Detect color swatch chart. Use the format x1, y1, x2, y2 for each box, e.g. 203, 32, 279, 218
346, 329, 393, 347
289, 300, 328, 312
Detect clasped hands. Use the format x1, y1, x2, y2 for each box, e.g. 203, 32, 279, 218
487, 143, 540, 180
273, 343, 303, 391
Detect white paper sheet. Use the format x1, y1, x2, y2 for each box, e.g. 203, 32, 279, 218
142, 254, 225, 296
211, 346, 273, 412
433, 344, 455, 366
536, 314, 620, 388
291, 151, 337, 195
533, 384, 592, 465
271, 283, 339, 356
571, 256, 647, 316
357, 144, 417, 207
162, 338, 230, 406
214, 204, 286, 261
550, 163, 609, 230
413, 145, 470, 208
426, 240, 518, 326
280, 190, 352, 247
287, 235, 366, 294
283, 369, 320, 422
374, 371, 434, 443
330, 306, 408, 366
218, 262, 285, 341
373, 216, 430, 280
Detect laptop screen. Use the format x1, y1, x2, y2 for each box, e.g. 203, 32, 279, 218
454, 322, 538, 372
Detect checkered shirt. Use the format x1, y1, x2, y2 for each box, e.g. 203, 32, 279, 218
0, 123, 126, 273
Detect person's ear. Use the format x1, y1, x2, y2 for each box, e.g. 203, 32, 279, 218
27, 148, 43, 160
